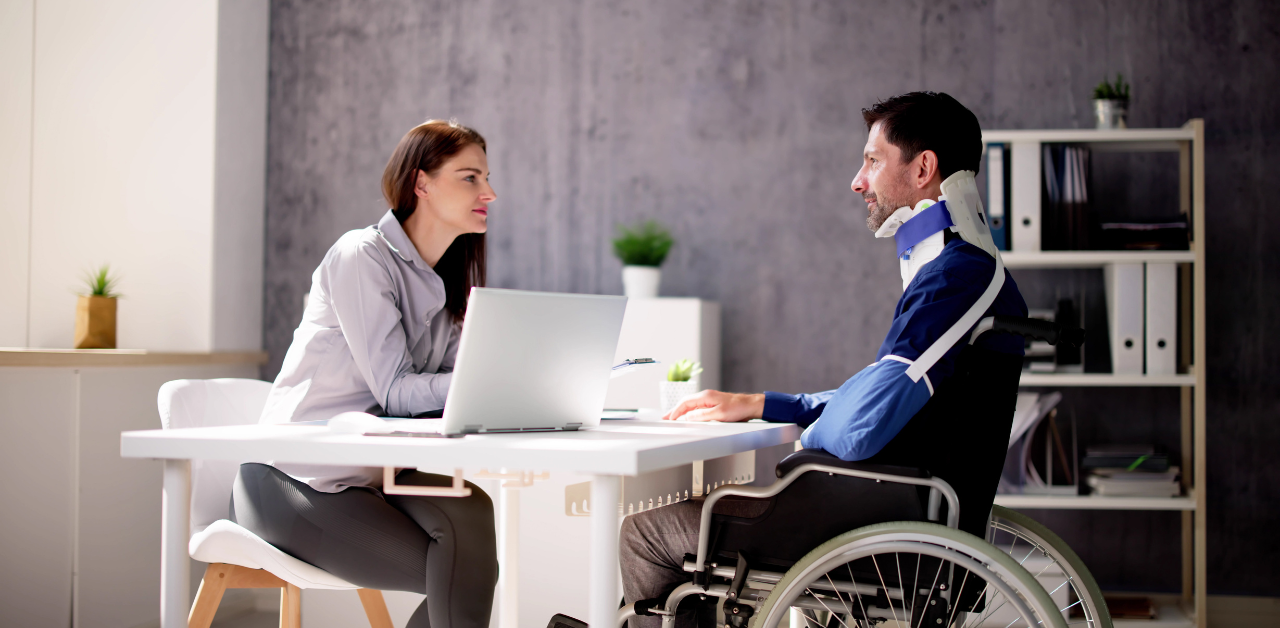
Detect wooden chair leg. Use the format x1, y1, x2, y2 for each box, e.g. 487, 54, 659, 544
189, 564, 232, 628
280, 582, 301, 628
356, 589, 395, 628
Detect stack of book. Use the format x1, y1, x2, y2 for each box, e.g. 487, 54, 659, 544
1082, 445, 1181, 497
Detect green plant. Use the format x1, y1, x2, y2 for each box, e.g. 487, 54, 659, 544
612, 220, 674, 267
80, 264, 121, 298
666, 359, 703, 382
1093, 74, 1130, 101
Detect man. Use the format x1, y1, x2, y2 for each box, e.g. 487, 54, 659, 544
618, 92, 1028, 628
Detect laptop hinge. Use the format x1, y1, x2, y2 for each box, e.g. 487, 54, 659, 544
462, 424, 483, 434
563, 423, 583, 431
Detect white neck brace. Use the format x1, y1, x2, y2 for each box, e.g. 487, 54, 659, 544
872, 170, 1002, 289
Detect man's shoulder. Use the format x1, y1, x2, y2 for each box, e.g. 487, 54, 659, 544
912, 240, 995, 289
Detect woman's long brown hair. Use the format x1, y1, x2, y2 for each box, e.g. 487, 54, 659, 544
381, 120, 487, 324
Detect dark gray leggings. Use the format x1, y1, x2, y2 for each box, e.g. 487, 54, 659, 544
230, 463, 498, 628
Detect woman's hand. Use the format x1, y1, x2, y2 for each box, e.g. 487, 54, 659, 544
663, 390, 766, 423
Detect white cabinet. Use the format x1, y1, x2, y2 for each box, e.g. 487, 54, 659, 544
604, 298, 720, 410
0, 352, 261, 628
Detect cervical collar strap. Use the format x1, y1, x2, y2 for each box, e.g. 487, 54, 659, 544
894, 201, 954, 259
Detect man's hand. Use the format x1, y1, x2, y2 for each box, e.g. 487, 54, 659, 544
663, 390, 766, 423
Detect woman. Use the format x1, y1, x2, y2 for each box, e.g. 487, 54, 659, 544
232, 120, 499, 628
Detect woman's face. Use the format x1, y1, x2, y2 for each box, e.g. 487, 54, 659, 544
415, 143, 497, 235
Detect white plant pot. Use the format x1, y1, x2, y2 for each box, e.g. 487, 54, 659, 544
622, 265, 661, 299
659, 379, 699, 414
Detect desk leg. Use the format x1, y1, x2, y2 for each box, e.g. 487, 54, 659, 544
588, 475, 621, 628
161, 459, 191, 628
497, 486, 520, 628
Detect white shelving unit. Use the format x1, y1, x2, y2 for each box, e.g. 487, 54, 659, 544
983, 120, 1207, 628
1018, 373, 1195, 387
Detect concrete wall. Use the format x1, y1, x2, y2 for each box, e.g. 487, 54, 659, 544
0, 0, 267, 352
262, 0, 1280, 594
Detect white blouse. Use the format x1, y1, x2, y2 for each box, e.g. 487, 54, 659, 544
260, 210, 459, 492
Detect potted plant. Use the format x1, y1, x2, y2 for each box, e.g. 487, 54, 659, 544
612, 220, 673, 298
75, 264, 120, 349
659, 359, 702, 413
1093, 74, 1130, 129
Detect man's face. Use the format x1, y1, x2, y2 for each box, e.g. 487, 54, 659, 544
851, 122, 915, 232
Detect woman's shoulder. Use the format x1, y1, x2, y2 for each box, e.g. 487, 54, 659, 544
324, 224, 392, 265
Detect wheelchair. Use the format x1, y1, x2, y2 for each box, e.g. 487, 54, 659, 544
612, 316, 1107, 628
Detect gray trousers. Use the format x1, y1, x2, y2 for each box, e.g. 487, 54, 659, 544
620, 498, 769, 628
231, 463, 498, 628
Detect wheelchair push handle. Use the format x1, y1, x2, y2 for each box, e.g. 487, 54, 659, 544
970, 315, 1085, 348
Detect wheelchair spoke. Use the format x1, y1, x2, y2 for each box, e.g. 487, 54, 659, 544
803, 588, 851, 628
913, 557, 944, 628
824, 573, 855, 619
945, 568, 971, 628
895, 553, 906, 621
872, 555, 902, 627
957, 584, 991, 628
847, 563, 871, 628
911, 550, 922, 623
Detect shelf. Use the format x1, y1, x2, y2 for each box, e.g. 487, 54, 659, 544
1018, 372, 1195, 387
0, 348, 268, 368
982, 127, 1195, 144
1112, 599, 1195, 628
1001, 250, 1196, 268
994, 493, 1196, 511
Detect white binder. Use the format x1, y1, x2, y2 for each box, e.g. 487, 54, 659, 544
1105, 263, 1145, 374
1144, 263, 1178, 375
1010, 141, 1041, 251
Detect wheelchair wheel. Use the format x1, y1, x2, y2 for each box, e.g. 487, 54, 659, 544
749, 521, 1068, 628
987, 506, 1112, 628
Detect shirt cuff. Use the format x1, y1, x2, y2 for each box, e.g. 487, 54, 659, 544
762, 391, 803, 423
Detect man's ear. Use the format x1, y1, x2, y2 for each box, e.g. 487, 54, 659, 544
914, 150, 940, 189
414, 170, 430, 198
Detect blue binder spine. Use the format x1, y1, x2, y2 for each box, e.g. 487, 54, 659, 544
986, 143, 1010, 250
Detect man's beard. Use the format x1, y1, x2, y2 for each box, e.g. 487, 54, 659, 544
865, 195, 899, 231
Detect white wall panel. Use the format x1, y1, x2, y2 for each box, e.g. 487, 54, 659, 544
212, 0, 269, 351
27, 0, 218, 351
0, 0, 34, 347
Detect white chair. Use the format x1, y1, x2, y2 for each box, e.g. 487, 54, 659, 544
158, 378, 393, 628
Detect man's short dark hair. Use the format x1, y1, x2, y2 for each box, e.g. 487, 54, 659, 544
862, 92, 982, 178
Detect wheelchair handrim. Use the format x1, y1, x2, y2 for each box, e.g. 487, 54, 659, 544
989, 506, 1112, 628
753, 523, 1069, 628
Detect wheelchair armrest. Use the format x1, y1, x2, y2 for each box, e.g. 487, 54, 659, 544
775, 449, 929, 479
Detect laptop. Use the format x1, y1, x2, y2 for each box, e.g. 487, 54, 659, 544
434, 288, 627, 435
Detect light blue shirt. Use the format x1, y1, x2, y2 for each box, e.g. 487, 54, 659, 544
260, 210, 459, 491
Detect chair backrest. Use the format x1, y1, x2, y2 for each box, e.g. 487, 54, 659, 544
867, 345, 1024, 537
157, 378, 273, 535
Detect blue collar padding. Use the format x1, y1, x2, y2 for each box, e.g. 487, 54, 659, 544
894, 200, 955, 259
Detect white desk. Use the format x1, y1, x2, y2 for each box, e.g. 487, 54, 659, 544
120, 419, 801, 628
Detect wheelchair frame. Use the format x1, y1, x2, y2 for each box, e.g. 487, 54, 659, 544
613, 316, 1099, 628
619, 462, 1067, 628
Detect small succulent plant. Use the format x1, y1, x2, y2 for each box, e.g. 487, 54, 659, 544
667, 359, 703, 382
1093, 74, 1130, 101
80, 264, 122, 298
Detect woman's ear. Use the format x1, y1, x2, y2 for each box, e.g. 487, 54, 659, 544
414, 169, 431, 198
